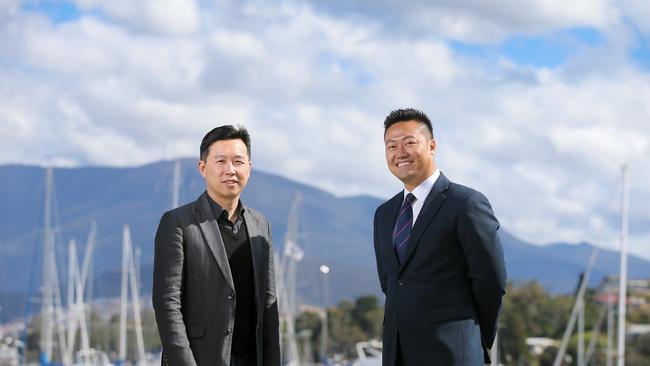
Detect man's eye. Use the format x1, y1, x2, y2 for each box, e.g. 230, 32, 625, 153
235, 161, 244, 165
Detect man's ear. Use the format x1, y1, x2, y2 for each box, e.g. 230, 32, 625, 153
197, 160, 207, 178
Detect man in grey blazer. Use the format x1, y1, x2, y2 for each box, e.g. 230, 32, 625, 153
153, 125, 280, 366
373, 109, 507, 365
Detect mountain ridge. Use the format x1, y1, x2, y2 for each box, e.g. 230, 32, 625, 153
0, 161, 648, 322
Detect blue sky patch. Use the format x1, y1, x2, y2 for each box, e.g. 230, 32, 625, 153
623, 17, 650, 72
448, 36, 569, 68
22, 0, 82, 23
450, 27, 605, 69
566, 27, 605, 46
631, 37, 650, 71
448, 41, 493, 60
500, 35, 571, 68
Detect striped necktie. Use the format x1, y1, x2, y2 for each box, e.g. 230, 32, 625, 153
393, 193, 416, 264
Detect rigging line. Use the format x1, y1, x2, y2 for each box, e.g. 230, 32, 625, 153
50, 173, 69, 297
584, 301, 608, 365
16, 168, 51, 363
590, 173, 623, 248
17, 230, 42, 364
553, 170, 624, 366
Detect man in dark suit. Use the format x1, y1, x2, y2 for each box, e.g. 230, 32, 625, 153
153, 125, 280, 366
373, 109, 507, 365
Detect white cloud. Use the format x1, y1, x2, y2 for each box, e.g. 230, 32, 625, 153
619, 0, 650, 35
0, 0, 20, 20
75, 0, 200, 35
0, 0, 649, 260
300, 0, 615, 42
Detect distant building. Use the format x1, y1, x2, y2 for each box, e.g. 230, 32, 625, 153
628, 324, 650, 340
525, 337, 558, 355
595, 276, 648, 308
0, 321, 25, 339
628, 279, 650, 292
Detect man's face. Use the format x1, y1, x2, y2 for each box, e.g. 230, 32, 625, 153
384, 120, 436, 190
198, 139, 251, 202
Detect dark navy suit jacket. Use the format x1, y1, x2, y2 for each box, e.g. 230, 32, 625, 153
373, 173, 507, 365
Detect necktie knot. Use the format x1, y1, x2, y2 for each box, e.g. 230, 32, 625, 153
404, 193, 416, 206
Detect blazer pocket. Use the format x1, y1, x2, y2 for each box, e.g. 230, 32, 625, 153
430, 304, 477, 324
187, 323, 206, 338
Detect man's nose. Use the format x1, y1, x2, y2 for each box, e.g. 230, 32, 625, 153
396, 144, 408, 156
223, 162, 236, 174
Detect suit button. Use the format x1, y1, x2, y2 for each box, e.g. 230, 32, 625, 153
394, 312, 398, 318
227, 294, 234, 300
226, 328, 232, 335
397, 280, 404, 286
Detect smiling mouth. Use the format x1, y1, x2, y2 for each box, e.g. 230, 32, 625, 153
396, 161, 412, 168
223, 180, 239, 185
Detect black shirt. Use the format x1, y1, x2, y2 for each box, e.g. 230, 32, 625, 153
207, 195, 257, 358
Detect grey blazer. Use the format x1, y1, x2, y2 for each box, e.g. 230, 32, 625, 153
374, 173, 507, 365
153, 192, 280, 366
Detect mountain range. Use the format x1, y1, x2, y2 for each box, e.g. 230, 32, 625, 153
1, 160, 648, 322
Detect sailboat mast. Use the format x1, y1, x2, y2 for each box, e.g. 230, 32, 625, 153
172, 160, 181, 209
578, 299, 584, 366
119, 225, 129, 361
40, 168, 54, 364
606, 294, 613, 366
617, 164, 629, 366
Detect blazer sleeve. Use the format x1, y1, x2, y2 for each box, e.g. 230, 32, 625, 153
373, 209, 388, 295
262, 219, 281, 366
152, 211, 197, 366
457, 192, 507, 349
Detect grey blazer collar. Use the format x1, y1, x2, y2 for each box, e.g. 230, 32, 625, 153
194, 192, 235, 291
193, 192, 265, 294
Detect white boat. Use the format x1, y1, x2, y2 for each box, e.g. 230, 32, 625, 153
0, 343, 20, 366
73, 348, 112, 366
350, 340, 381, 366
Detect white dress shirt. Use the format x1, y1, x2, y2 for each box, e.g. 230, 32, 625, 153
403, 169, 440, 226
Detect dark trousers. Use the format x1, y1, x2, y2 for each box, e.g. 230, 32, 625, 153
396, 332, 405, 366
395, 319, 484, 365
230, 354, 256, 366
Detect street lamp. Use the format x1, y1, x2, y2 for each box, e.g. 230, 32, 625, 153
319, 264, 330, 365
319, 265, 330, 307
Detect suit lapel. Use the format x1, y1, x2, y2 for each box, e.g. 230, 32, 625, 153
243, 208, 262, 311
399, 173, 450, 270
194, 193, 235, 291
382, 192, 404, 273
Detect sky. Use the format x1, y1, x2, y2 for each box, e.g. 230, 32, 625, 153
1, 0, 649, 260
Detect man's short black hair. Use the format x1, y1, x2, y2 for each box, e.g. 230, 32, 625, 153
200, 125, 251, 161
384, 108, 433, 138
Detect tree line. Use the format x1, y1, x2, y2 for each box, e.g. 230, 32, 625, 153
17, 280, 650, 365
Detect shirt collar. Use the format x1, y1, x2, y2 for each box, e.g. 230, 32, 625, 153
205, 192, 245, 221
404, 168, 440, 203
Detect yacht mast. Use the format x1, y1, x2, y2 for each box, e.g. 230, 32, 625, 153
617, 164, 629, 366
40, 168, 54, 365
